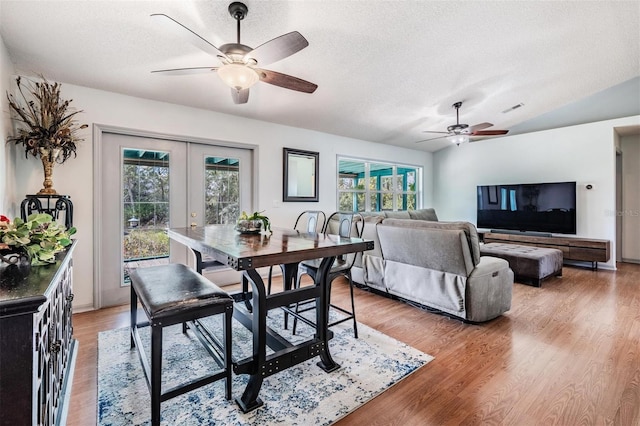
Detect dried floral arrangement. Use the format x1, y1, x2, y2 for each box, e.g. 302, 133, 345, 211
6, 75, 88, 164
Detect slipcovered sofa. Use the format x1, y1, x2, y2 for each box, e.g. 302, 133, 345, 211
350, 210, 514, 322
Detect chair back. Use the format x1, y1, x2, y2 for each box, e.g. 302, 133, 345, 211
324, 212, 364, 268
293, 210, 326, 233
324, 212, 364, 238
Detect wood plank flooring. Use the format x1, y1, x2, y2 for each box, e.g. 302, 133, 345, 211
67, 262, 640, 425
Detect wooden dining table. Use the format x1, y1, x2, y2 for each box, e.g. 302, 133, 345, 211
166, 224, 374, 412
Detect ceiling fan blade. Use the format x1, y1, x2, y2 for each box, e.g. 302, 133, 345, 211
469, 122, 493, 132
421, 130, 449, 134
415, 135, 449, 144
151, 14, 229, 63
245, 31, 309, 67
151, 66, 218, 75
472, 129, 510, 136
255, 68, 317, 93
231, 88, 249, 104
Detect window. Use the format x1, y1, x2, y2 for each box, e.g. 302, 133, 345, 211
337, 157, 422, 212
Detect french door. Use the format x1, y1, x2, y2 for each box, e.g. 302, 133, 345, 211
97, 131, 254, 308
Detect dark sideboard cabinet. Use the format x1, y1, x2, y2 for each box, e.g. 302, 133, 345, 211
0, 242, 77, 426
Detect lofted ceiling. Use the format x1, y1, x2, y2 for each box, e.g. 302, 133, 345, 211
1, 0, 639, 152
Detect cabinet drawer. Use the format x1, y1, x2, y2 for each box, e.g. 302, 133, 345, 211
568, 247, 608, 262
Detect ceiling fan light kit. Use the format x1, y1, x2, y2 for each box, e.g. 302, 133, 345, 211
151, 2, 317, 104
448, 134, 469, 146
218, 63, 259, 90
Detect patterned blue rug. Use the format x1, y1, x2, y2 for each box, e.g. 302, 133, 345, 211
98, 308, 433, 425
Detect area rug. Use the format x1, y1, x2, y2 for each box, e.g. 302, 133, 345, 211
97, 308, 433, 425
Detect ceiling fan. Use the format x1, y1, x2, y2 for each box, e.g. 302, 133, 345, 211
415, 101, 509, 145
150, 2, 317, 104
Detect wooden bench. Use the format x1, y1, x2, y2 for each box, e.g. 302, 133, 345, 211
129, 263, 233, 426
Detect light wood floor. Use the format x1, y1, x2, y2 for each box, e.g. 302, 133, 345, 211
68, 262, 640, 425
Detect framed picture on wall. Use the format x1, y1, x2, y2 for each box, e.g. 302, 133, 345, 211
283, 148, 319, 202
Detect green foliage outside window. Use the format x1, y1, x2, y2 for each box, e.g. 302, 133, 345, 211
205, 167, 239, 224
337, 159, 421, 212
121, 152, 242, 261
123, 229, 169, 259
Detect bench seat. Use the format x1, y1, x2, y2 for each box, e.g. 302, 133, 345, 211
130, 263, 233, 426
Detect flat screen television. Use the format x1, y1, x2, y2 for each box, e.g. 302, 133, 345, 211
477, 181, 576, 235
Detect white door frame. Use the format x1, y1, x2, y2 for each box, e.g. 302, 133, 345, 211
93, 124, 259, 309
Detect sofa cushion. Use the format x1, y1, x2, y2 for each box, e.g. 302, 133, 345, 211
381, 219, 481, 265
378, 225, 474, 276
408, 208, 439, 221
383, 210, 411, 219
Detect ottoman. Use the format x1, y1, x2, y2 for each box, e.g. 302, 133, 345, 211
480, 243, 563, 287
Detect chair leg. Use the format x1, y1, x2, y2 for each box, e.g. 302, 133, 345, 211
347, 275, 358, 338
292, 291, 300, 335
224, 305, 233, 400
150, 324, 163, 426
292, 267, 314, 335
267, 265, 273, 295
130, 287, 137, 348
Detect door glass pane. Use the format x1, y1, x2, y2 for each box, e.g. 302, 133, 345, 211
122, 149, 170, 285
204, 156, 240, 224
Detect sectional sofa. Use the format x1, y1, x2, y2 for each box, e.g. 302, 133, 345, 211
350, 209, 514, 322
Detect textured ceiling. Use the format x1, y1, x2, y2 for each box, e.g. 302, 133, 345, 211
1, 0, 639, 152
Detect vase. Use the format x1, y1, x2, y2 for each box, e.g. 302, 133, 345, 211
37, 147, 61, 195
0, 249, 29, 265
235, 219, 263, 234
0, 248, 31, 289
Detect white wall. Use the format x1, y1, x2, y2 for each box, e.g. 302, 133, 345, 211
10, 82, 433, 311
433, 115, 640, 270
621, 134, 640, 262
0, 34, 16, 216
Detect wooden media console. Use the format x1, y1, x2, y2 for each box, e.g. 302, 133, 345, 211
483, 232, 610, 270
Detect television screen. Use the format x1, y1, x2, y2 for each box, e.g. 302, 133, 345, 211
477, 181, 576, 234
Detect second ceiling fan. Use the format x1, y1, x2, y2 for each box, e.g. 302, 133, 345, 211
416, 101, 509, 145
151, 2, 317, 104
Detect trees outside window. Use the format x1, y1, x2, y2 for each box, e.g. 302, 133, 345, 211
337, 158, 421, 212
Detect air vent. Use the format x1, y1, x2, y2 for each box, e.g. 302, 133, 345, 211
502, 103, 524, 114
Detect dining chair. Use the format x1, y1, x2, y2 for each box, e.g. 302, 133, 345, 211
265, 210, 326, 294
240, 210, 326, 314
292, 211, 364, 338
